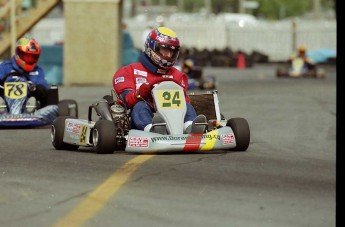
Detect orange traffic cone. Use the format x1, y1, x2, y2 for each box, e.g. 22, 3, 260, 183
236, 52, 246, 70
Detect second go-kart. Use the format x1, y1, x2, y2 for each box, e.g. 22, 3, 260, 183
51, 81, 250, 154
0, 71, 78, 128
276, 58, 326, 78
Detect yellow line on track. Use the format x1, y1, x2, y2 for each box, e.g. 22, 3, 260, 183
53, 155, 155, 227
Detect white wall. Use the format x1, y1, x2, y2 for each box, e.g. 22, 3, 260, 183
30, 17, 337, 61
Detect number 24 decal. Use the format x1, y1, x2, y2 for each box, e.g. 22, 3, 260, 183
158, 90, 184, 108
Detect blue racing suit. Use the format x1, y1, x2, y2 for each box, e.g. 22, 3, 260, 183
0, 57, 49, 100
0, 57, 49, 88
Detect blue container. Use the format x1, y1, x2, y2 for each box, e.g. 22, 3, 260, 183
39, 45, 63, 85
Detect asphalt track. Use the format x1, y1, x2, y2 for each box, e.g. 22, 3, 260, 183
0, 64, 336, 227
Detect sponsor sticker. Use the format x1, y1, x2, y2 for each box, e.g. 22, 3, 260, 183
221, 133, 235, 145
80, 126, 87, 144
29, 71, 39, 76
128, 137, 149, 147
134, 69, 147, 77
156, 36, 165, 42
161, 75, 173, 79
114, 77, 124, 84
136, 77, 147, 84
66, 122, 81, 134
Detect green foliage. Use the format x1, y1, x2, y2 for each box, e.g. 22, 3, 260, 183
253, 0, 312, 19
148, 0, 335, 20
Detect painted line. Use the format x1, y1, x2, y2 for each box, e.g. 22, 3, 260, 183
53, 155, 155, 227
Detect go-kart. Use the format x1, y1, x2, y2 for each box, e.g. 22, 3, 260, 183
0, 71, 78, 128
51, 81, 250, 154
276, 58, 326, 78
175, 64, 217, 90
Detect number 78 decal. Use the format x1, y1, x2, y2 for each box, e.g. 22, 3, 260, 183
156, 90, 185, 108
4, 82, 28, 99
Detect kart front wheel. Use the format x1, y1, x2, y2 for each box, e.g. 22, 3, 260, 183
227, 117, 250, 151
93, 120, 117, 154
51, 116, 79, 151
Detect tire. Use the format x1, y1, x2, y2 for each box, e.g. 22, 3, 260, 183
93, 120, 117, 154
226, 117, 250, 151
51, 116, 79, 151
58, 99, 78, 118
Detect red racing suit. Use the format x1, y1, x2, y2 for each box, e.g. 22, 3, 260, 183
112, 62, 190, 108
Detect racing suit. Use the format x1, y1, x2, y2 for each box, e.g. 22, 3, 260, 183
0, 57, 49, 104
112, 53, 198, 131
288, 54, 315, 70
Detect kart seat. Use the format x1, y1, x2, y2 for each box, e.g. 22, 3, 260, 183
188, 91, 217, 121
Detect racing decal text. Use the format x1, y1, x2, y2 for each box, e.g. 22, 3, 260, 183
156, 90, 184, 108
134, 69, 147, 76
151, 134, 220, 143
114, 77, 124, 84
136, 77, 147, 84
66, 122, 81, 134
161, 75, 173, 79
221, 133, 235, 144
128, 137, 149, 147
80, 126, 87, 144
4, 82, 27, 99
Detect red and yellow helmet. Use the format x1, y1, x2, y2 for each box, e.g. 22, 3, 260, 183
144, 27, 180, 70
15, 36, 41, 71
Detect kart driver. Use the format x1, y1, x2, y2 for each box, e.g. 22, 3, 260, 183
112, 27, 207, 134
288, 44, 316, 76
0, 36, 49, 105
181, 58, 216, 90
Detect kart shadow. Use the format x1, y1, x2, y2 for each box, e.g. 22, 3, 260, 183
0, 125, 51, 130
52, 148, 239, 155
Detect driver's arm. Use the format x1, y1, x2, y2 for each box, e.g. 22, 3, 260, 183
181, 73, 191, 103
113, 66, 138, 108
0, 65, 5, 82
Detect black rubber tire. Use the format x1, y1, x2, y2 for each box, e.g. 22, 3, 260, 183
93, 120, 117, 154
226, 117, 250, 151
51, 116, 79, 150
58, 99, 79, 118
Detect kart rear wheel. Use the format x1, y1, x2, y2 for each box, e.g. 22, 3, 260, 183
58, 99, 78, 118
93, 120, 117, 154
227, 117, 250, 151
51, 116, 79, 151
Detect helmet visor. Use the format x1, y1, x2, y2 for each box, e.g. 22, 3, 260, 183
154, 43, 179, 60
18, 51, 40, 65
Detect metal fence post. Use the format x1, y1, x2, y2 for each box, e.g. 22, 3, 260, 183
291, 20, 297, 52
